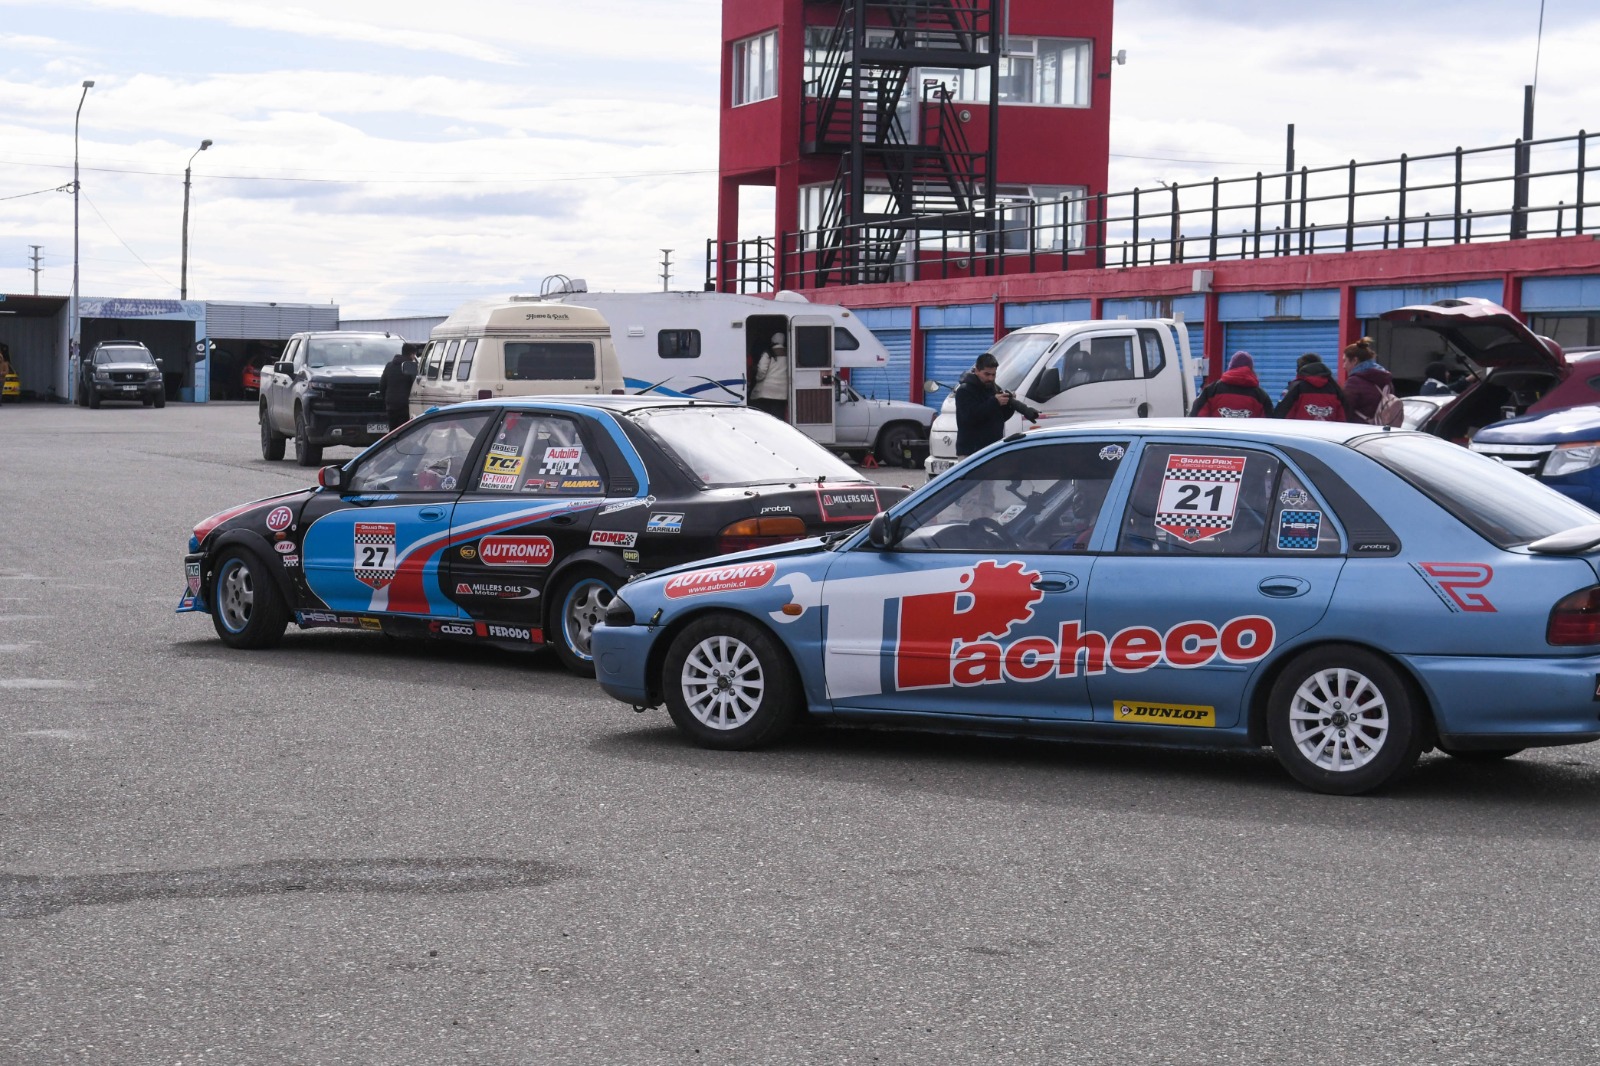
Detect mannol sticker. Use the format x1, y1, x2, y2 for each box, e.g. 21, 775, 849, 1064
478, 535, 555, 566
1113, 700, 1217, 727
664, 561, 777, 599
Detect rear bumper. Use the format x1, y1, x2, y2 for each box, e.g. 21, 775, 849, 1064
1403, 652, 1600, 742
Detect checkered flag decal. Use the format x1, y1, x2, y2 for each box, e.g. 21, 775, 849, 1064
539, 447, 583, 477
1278, 510, 1320, 551
1176, 467, 1244, 483
354, 522, 395, 589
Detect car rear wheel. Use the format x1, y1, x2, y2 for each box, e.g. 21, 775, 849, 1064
1267, 646, 1423, 795
209, 548, 289, 650
550, 571, 618, 677
294, 407, 322, 467
261, 406, 286, 461
875, 422, 922, 468
662, 614, 801, 750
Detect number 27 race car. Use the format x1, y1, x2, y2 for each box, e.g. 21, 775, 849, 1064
593, 419, 1600, 794
178, 397, 910, 675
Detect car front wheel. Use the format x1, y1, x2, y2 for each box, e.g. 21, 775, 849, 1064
662, 613, 801, 750
209, 548, 289, 650
261, 407, 286, 460
1267, 646, 1424, 795
86, 386, 101, 409
294, 407, 323, 467
550, 571, 619, 676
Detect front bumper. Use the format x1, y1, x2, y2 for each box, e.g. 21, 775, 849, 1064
924, 455, 957, 479
592, 622, 660, 706
176, 553, 207, 614
305, 408, 389, 446
92, 378, 162, 399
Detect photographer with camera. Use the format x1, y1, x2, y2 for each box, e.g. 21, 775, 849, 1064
954, 351, 1038, 458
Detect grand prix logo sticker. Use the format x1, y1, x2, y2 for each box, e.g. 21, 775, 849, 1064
1156, 454, 1245, 543
1412, 561, 1496, 613
664, 561, 776, 599
353, 522, 396, 589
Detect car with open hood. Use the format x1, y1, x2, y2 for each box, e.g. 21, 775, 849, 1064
179, 396, 911, 675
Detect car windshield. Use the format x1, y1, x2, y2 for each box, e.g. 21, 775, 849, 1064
1356, 432, 1600, 548
993, 333, 1060, 394
96, 348, 154, 366
634, 406, 864, 487
305, 336, 402, 368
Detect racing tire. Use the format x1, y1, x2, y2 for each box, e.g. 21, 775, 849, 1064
662, 613, 801, 751
874, 422, 922, 468
1441, 747, 1525, 762
209, 548, 289, 650
86, 387, 101, 410
1267, 645, 1424, 796
294, 407, 323, 467
550, 571, 620, 677
261, 407, 287, 461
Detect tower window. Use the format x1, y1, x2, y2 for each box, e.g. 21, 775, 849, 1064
733, 31, 779, 106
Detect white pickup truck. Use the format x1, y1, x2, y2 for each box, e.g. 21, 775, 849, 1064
923, 318, 1198, 478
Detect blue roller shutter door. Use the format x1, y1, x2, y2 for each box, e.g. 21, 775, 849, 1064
923, 329, 996, 409
1222, 322, 1339, 404
850, 329, 912, 402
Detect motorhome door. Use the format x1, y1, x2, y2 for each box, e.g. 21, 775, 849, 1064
789, 316, 836, 445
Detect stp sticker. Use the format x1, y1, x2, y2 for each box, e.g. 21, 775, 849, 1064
1155, 454, 1245, 543
353, 522, 396, 589
478, 535, 555, 567
265, 505, 293, 532
1113, 700, 1217, 727
664, 561, 777, 599
590, 530, 638, 548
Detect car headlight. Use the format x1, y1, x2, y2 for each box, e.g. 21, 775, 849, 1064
1543, 442, 1600, 478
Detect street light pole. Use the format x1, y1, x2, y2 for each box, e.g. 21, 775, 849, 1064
180, 138, 212, 300
71, 79, 94, 401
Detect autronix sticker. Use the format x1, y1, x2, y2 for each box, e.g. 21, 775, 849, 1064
664, 561, 776, 599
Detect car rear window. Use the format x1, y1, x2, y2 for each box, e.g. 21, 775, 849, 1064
1355, 433, 1600, 548
505, 342, 596, 381
633, 405, 862, 487
306, 336, 401, 367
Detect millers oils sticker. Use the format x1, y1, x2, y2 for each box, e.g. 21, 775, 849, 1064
1155, 454, 1245, 543
816, 485, 880, 523
1112, 700, 1216, 727
353, 522, 396, 589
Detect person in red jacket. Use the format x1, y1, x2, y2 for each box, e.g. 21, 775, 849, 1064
1341, 337, 1393, 423
1190, 351, 1274, 418
1275, 353, 1347, 421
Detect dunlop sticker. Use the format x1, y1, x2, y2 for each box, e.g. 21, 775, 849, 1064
1112, 699, 1216, 727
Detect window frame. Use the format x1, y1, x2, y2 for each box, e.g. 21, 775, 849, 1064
732, 30, 779, 107
658, 329, 702, 360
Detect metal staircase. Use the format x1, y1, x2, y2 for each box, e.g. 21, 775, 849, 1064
802, 0, 998, 285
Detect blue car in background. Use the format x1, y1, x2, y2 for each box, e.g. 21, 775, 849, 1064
1471, 350, 1600, 506
594, 420, 1600, 795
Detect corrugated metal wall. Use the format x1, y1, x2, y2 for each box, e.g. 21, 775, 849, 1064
339, 316, 446, 342
0, 316, 62, 401
1222, 322, 1340, 403
850, 329, 911, 401
923, 330, 994, 407
206, 303, 338, 339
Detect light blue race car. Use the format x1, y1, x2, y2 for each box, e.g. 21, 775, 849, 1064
592, 420, 1600, 795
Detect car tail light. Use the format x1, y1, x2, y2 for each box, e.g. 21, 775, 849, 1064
718, 516, 807, 554
1549, 585, 1600, 645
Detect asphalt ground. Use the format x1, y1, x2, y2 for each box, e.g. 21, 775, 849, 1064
2, 401, 1599, 1065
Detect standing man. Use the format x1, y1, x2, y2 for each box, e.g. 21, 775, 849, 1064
750, 332, 790, 421
1191, 351, 1274, 418
379, 341, 421, 432
955, 352, 1037, 458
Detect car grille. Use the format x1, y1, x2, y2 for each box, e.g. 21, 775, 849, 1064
1469, 441, 1549, 474
110, 371, 155, 384
315, 384, 387, 414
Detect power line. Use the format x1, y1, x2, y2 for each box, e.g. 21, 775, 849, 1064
80, 190, 175, 290
0, 182, 73, 202
0, 157, 717, 186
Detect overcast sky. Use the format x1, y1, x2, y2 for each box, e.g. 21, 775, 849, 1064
1, 0, 1594, 318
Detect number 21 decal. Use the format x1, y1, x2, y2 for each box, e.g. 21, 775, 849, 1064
1155, 454, 1246, 543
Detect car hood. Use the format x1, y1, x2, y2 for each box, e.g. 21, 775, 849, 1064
307, 365, 384, 382
1473, 404, 1600, 445
1379, 299, 1562, 370
95, 361, 159, 373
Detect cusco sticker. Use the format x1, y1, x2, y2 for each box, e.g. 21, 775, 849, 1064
664, 561, 777, 599
353, 522, 396, 589
1156, 454, 1245, 543
1113, 700, 1216, 727
265, 506, 293, 532
1413, 562, 1496, 613
1277, 510, 1321, 551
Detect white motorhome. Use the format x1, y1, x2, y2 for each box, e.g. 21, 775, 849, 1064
923, 318, 1198, 477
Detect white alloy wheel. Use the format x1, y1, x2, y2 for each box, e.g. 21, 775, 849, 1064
1286, 666, 1390, 772
679, 634, 766, 731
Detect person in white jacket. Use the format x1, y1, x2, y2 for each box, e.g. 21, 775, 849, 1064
750, 333, 790, 421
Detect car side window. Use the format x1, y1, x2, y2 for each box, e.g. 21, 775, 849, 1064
455, 339, 477, 381
1268, 468, 1342, 555
424, 342, 445, 381
1117, 444, 1281, 555
895, 442, 1126, 553
477, 411, 607, 496
1138, 328, 1167, 378
1089, 335, 1137, 382
291, 339, 307, 369
347, 412, 491, 494
440, 339, 460, 379
1027, 341, 1084, 403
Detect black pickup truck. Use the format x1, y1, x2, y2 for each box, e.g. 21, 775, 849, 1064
259, 331, 402, 465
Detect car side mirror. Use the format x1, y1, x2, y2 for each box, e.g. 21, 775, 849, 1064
318, 465, 344, 490
923, 379, 942, 394
868, 511, 900, 549
155, 358, 165, 369
274, 361, 293, 375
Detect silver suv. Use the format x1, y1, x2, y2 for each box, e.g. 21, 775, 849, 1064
78, 341, 165, 409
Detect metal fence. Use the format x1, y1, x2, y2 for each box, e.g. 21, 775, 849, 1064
708, 129, 1597, 293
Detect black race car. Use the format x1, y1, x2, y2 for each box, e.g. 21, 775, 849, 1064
179, 396, 909, 675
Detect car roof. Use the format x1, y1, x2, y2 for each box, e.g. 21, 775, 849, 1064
437, 395, 736, 416
1017, 418, 1390, 446
93, 340, 150, 348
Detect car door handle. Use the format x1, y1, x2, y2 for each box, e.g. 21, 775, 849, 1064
550, 515, 576, 525
419, 506, 448, 521
1031, 572, 1079, 594
1258, 576, 1310, 598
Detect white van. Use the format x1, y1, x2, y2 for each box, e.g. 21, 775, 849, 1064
409, 300, 624, 415
923, 318, 1198, 477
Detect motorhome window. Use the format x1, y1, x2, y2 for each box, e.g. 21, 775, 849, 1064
424, 342, 445, 381
635, 406, 860, 488
992, 333, 1060, 394
504, 342, 596, 381
455, 338, 477, 380
305, 335, 401, 369
440, 339, 460, 379
833, 328, 860, 351
794, 325, 831, 369
658, 330, 701, 359
1138, 329, 1167, 378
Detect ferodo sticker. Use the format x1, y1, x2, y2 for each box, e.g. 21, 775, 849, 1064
1113, 700, 1216, 727
590, 530, 638, 548
540, 446, 584, 476
664, 561, 777, 599
353, 522, 396, 589
1155, 454, 1245, 543
265, 506, 294, 532
478, 535, 555, 567
817, 485, 880, 523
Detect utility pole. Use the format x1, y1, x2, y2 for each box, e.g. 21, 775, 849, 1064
29, 245, 42, 295
1284, 123, 1295, 252
659, 248, 673, 291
